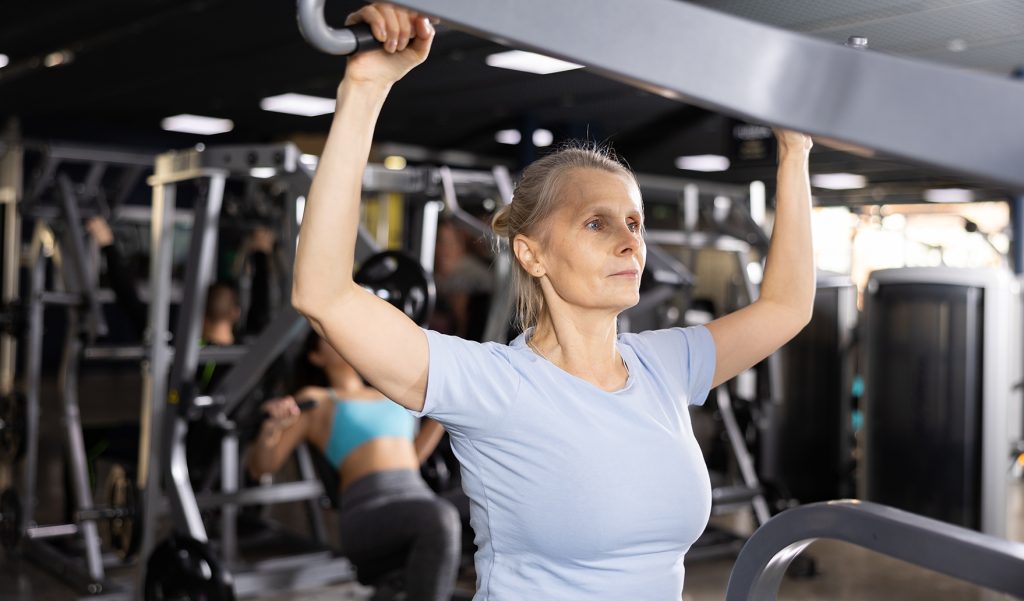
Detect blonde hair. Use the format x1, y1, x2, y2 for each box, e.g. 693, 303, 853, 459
491, 141, 639, 332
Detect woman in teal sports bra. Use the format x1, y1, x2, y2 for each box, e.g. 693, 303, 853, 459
246, 331, 462, 601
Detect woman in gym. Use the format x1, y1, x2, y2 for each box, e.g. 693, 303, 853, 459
292, 3, 814, 599
246, 330, 461, 601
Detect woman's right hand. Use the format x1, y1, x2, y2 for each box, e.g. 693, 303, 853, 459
259, 396, 301, 444
343, 3, 435, 86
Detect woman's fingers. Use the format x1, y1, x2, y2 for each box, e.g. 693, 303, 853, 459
346, 5, 387, 44
263, 396, 297, 420
410, 17, 435, 58
375, 4, 402, 52
356, 3, 425, 53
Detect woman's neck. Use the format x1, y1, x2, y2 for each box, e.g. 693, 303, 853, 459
530, 310, 627, 390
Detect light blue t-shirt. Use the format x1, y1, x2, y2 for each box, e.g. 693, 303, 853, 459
412, 325, 716, 600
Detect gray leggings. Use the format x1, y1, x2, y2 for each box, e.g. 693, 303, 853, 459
339, 469, 461, 601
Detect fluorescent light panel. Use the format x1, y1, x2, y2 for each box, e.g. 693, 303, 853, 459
384, 155, 407, 170
675, 154, 730, 172
485, 50, 583, 75
260, 93, 336, 117
161, 114, 234, 135
924, 188, 974, 203
532, 129, 554, 147
249, 167, 276, 179
811, 173, 866, 190
495, 129, 521, 145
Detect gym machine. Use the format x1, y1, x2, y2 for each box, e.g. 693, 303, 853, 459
862, 267, 1023, 538
767, 274, 858, 504
136, 143, 359, 600
0, 138, 155, 598
725, 500, 1024, 600
292, 0, 1024, 595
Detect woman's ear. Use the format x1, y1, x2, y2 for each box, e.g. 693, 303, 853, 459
513, 234, 545, 278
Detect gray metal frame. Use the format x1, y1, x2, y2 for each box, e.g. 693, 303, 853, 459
435, 164, 518, 342
725, 500, 1024, 600
864, 267, 1023, 538
0, 127, 22, 401
7, 141, 156, 599
391, 0, 1024, 188
137, 143, 356, 599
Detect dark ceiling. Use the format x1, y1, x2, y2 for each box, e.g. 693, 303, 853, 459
1, 0, 1019, 203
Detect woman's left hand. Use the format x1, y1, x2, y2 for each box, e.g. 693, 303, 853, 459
774, 129, 813, 155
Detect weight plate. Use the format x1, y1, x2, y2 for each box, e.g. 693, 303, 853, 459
354, 251, 436, 327
145, 535, 235, 601
102, 463, 142, 560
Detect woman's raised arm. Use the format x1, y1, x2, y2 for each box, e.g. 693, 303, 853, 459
705, 130, 816, 388
292, 5, 435, 412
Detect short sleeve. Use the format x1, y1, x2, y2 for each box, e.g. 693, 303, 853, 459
410, 329, 520, 435
632, 325, 717, 406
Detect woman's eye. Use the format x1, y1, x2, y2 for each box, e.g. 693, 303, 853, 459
628, 221, 640, 232
586, 220, 603, 231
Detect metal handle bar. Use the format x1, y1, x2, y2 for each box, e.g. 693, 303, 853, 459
725, 500, 1024, 600
297, 0, 382, 55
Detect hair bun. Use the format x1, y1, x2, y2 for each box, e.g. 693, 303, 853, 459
491, 204, 512, 238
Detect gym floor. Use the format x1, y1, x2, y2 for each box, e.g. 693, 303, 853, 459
1, 371, 1021, 601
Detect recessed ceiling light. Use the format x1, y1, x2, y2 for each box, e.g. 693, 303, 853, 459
811, 173, 866, 190
675, 154, 730, 172
249, 167, 276, 179
485, 50, 583, 75
0, 54, 8, 69
260, 93, 336, 117
532, 129, 554, 147
495, 129, 522, 145
384, 155, 407, 170
924, 188, 973, 203
161, 114, 234, 135
947, 39, 968, 52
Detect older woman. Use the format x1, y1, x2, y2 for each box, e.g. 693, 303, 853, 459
292, 4, 814, 599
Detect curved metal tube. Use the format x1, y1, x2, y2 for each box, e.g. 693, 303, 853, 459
725, 500, 1024, 600
297, 0, 377, 55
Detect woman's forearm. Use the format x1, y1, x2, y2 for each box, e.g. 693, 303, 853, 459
245, 430, 284, 479
292, 78, 393, 313
759, 148, 815, 323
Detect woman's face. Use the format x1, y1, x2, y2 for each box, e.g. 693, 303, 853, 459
522, 168, 646, 315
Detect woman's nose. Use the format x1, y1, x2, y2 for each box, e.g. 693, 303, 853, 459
616, 224, 640, 254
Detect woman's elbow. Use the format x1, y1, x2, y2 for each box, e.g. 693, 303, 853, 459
292, 281, 357, 320
292, 285, 329, 322
787, 304, 813, 339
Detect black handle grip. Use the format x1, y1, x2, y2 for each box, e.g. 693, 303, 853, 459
258, 397, 317, 423
349, 23, 383, 53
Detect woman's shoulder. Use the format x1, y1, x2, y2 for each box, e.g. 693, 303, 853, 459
425, 328, 517, 361
618, 325, 712, 358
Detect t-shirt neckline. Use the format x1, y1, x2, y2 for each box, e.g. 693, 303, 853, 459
514, 328, 636, 395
